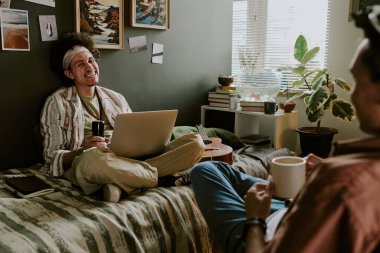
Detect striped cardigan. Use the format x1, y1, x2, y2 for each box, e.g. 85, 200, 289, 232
40, 85, 131, 176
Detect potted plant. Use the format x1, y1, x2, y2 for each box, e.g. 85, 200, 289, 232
278, 35, 356, 157
278, 84, 296, 113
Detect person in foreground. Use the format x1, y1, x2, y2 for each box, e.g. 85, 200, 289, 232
40, 32, 204, 202
191, 6, 380, 253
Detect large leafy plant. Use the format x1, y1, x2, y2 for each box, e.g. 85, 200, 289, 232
279, 35, 355, 128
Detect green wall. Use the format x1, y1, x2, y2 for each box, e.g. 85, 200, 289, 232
0, 0, 232, 169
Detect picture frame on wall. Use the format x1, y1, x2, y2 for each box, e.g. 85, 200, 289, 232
0, 0, 11, 8
349, 0, 380, 21
1, 8, 30, 51
131, 0, 170, 30
75, 0, 124, 49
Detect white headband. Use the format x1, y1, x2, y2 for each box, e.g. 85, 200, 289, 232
369, 5, 380, 34
62, 45, 92, 70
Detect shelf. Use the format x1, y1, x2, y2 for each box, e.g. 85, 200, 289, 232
201, 105, 299, 151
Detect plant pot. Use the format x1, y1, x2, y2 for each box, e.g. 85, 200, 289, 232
279, 102, 296, 113
296, 127, 338, 158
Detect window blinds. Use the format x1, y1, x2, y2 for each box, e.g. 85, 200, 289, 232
232, 0, 330, 91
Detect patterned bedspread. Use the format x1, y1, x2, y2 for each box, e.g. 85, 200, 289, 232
0, 166, 212, 253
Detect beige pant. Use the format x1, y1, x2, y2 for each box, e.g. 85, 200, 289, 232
64, 133, 205, 195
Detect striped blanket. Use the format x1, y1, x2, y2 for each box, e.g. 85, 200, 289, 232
0, 167, 212, 253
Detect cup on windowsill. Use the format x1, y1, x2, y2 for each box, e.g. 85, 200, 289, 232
264, 102, 278, 114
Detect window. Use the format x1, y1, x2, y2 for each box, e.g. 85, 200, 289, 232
232, 0, 330, 92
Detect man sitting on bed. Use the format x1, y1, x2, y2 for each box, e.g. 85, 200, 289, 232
40, 32, 204, 202
191, 6, 380, 253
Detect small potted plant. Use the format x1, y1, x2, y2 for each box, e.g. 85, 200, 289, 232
278, 35, 356, 157
278, 83, 296, 113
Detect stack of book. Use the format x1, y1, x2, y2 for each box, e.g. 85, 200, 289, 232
240, 100, 265, 112
208, 85, 238, 108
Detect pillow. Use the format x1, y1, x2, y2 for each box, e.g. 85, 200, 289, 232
172, 126, 245, 150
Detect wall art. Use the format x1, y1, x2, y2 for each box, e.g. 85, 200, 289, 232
131, 0, 170, 30
76, 0, 124, 49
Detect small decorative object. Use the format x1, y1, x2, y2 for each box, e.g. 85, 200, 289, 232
279, 85, 296, 113
236, 70, 281, 101
279, 101, 296, 113
218, 75, 235, 87
131, 0, 170, 30
75, 0, 124, 49
278, 35, 356, 157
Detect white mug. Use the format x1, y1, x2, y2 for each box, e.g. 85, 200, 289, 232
270, 156, 306, 199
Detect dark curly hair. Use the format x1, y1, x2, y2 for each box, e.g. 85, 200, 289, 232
352, 6, 380, 82
49, 32, 100, 86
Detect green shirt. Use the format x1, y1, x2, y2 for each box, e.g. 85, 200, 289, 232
80, 93, 113, 138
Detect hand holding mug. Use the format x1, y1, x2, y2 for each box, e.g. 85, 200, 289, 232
244, 181, 273, 219
271, 156, 306, 199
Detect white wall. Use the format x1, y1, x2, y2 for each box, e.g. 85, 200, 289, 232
287, 0, 369, 142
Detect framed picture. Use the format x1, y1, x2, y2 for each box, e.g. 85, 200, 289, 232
131, 0, 170, 30
0, 0, 11, 8
349, 0, 380, 21
75, 0, 124, 49
1, 8, 30, 51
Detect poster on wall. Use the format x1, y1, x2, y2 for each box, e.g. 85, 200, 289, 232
38, 15, 58, 41
75, 0, 124, 49
1, 8, 30, 51
24, 0, 55, 7
0, 0, 11, 8
131, 0, 170, 30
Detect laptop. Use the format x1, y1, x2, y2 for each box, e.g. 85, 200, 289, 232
109, 109, 178, 158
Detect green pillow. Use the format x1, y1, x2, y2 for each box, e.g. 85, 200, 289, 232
172, 126, 245, 150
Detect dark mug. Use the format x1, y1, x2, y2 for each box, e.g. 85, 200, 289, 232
264, 102, 278, 114
92, 120, 105, 137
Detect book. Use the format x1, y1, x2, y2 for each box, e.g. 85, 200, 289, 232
208, 92, 231, 99
208, 97, 230, 104
239, 100, 265, 107
240, 106, 265, 112
4, 174, 55, 198
209, 102, 230, 108
240, 134, 271, 145
217, 84, 236, 90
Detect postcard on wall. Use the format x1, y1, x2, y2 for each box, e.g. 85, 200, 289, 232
0, 0, 11, 8
24, 0, 55, 7
128, 35, 147, 53
152, 43, 163, 64
76, 0, 124, 49
38, 15, 58, 41
1, 8, 30, 51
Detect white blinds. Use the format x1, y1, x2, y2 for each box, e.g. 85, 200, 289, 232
232, 0, 330, 91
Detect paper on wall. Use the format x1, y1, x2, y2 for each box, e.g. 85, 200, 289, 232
152, 43, 164, 64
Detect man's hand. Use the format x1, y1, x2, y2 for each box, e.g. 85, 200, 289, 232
305, 153, 323, 178
83, 136, 109, 150
244, 182, 273, 253
244, 182, 272, 219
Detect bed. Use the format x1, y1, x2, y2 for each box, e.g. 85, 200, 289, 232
0, 165, 211, 253
0, 127, 292, 253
